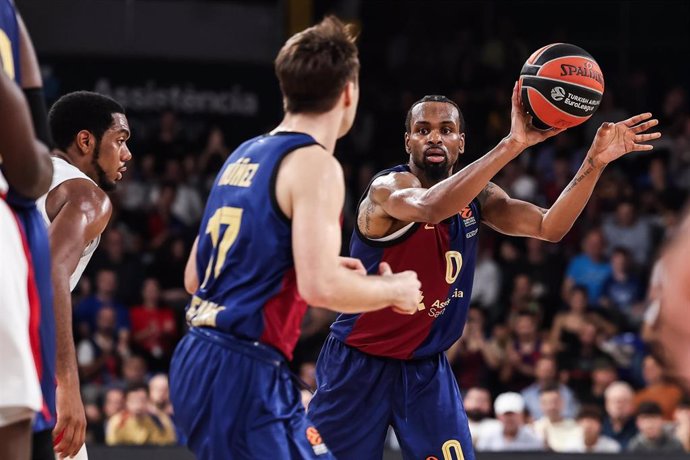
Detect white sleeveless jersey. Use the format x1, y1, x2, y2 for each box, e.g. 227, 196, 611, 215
37, 157, 101, 292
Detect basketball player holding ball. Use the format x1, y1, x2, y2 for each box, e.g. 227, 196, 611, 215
307, 51, 661, 459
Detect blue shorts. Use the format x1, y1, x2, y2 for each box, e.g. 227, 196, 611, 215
308, 335, 474, 460
169, 328, 334, 460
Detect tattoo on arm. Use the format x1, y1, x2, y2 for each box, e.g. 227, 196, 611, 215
364, 200, 375, 233
564, 157, 597, 193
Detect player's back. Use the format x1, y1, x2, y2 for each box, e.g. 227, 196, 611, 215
187, 132, 319, 360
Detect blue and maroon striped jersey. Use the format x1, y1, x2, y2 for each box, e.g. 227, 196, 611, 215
187, 132, 319, 360
330, 164, 481, 359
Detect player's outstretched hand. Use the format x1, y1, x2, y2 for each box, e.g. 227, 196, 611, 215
53, 384, 87, 459
507, 81, 566, 149
378, 262, 421, 315
339, 256, 367, 275
588, 113, 661, 165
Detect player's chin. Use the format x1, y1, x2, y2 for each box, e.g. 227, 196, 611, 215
100, 178, 118, 192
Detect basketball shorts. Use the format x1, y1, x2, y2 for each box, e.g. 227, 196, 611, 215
308, 335, 475, 460
170, 327, 334, 460
0, 199, 42, 425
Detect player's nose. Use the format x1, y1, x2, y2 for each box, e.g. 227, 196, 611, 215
122, 146, 133, 162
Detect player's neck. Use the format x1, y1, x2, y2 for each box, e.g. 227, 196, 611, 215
273, 111, 340, 154
408, 161, 451, 189
55, 148, 97, 183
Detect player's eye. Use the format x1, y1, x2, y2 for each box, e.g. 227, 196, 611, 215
419, 128, 429, 135
442, 127, 452, 135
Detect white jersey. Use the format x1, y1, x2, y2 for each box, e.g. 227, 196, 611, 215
37, 157, 101, 291
0, 197, 42, 424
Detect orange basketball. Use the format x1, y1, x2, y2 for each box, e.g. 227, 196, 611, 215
518, 43, 605, 130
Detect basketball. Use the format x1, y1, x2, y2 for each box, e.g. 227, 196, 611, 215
519, 43, 604, 130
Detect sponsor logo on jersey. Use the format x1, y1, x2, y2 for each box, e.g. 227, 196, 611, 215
460, 206, 476, 226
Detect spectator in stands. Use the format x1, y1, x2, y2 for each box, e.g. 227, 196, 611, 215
130, 278, 178, 371
560, 322, 613, 402
602, 381, 639, 449
674, 395, 690, 452
628, 401, 684, 452
103, 387, 125, 421
75, 268, 130, 339
500, 310, 542, 391
77, 306, 122, 386
476, 392, 543, 451
587, 358, 619, 407
522, 356, 578, 420
634, 354, 683, 420
448, 306, 499, 390
524, 238, 565, 315
600, 247, 644, 328
563, 405, 621, 453
463, 387, 501, 447
106, 384, 176, 446
602, 200, 654, 267
120, 355, 149, 387
532, 383, 580, 451
471, 247, 501, 311
87, 228, 146, 305
148, 374, 173, 417
562, 229, 612, 304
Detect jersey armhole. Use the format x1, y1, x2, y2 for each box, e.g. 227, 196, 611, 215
269, 142, 322, 224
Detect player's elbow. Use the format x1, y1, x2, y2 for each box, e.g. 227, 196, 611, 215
298, 276, 336, 308
184, 273, 199, 295
540, 228, 565, 243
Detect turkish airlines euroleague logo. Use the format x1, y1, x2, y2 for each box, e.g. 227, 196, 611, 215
460, 206, 476, 226
306, 426, 329, 455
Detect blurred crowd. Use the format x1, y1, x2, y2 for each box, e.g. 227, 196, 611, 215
64, 9, 690, 453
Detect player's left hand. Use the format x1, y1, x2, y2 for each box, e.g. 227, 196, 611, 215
588, 113, 661, 165
507, 81, 566, 149
338, 256, 367, 275
53, 383, 87, 459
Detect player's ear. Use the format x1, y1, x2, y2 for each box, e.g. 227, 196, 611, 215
343, 80, 355, 108
458, 132, 466, 155
75, 130, 94, 156
404, 132, 411, 155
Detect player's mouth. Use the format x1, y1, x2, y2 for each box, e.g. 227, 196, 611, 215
424, 147, 447, 164
116, 166, 127, 180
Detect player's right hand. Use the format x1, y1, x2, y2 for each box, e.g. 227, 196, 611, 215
507, 81, 566, 149
379, 262, 421, 315
53, 383, 87, 459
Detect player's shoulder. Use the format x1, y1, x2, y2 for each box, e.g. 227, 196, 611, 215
50, 177, 111, 219
369, 170, 421, 203
281, 144, 342, 182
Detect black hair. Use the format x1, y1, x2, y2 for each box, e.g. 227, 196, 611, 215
125, 383, 149, 397
48, 91, 125, 151
577, 404, 604, 422
405, 95, 465, 133
637, 401, 663, 417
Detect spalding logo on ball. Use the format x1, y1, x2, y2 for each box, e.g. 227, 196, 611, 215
519, 43, 604, 130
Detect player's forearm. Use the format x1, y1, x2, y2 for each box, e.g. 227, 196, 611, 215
52, 269, 80, 386
420, 137, 523, 223
0, 73, 52, 198
541, 152, 606, 241
307, 269, 405, 313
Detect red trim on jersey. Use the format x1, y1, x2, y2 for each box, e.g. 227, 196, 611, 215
12, 212, 43, 380
260, 268, 308, 360
346, 222, 453, 359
